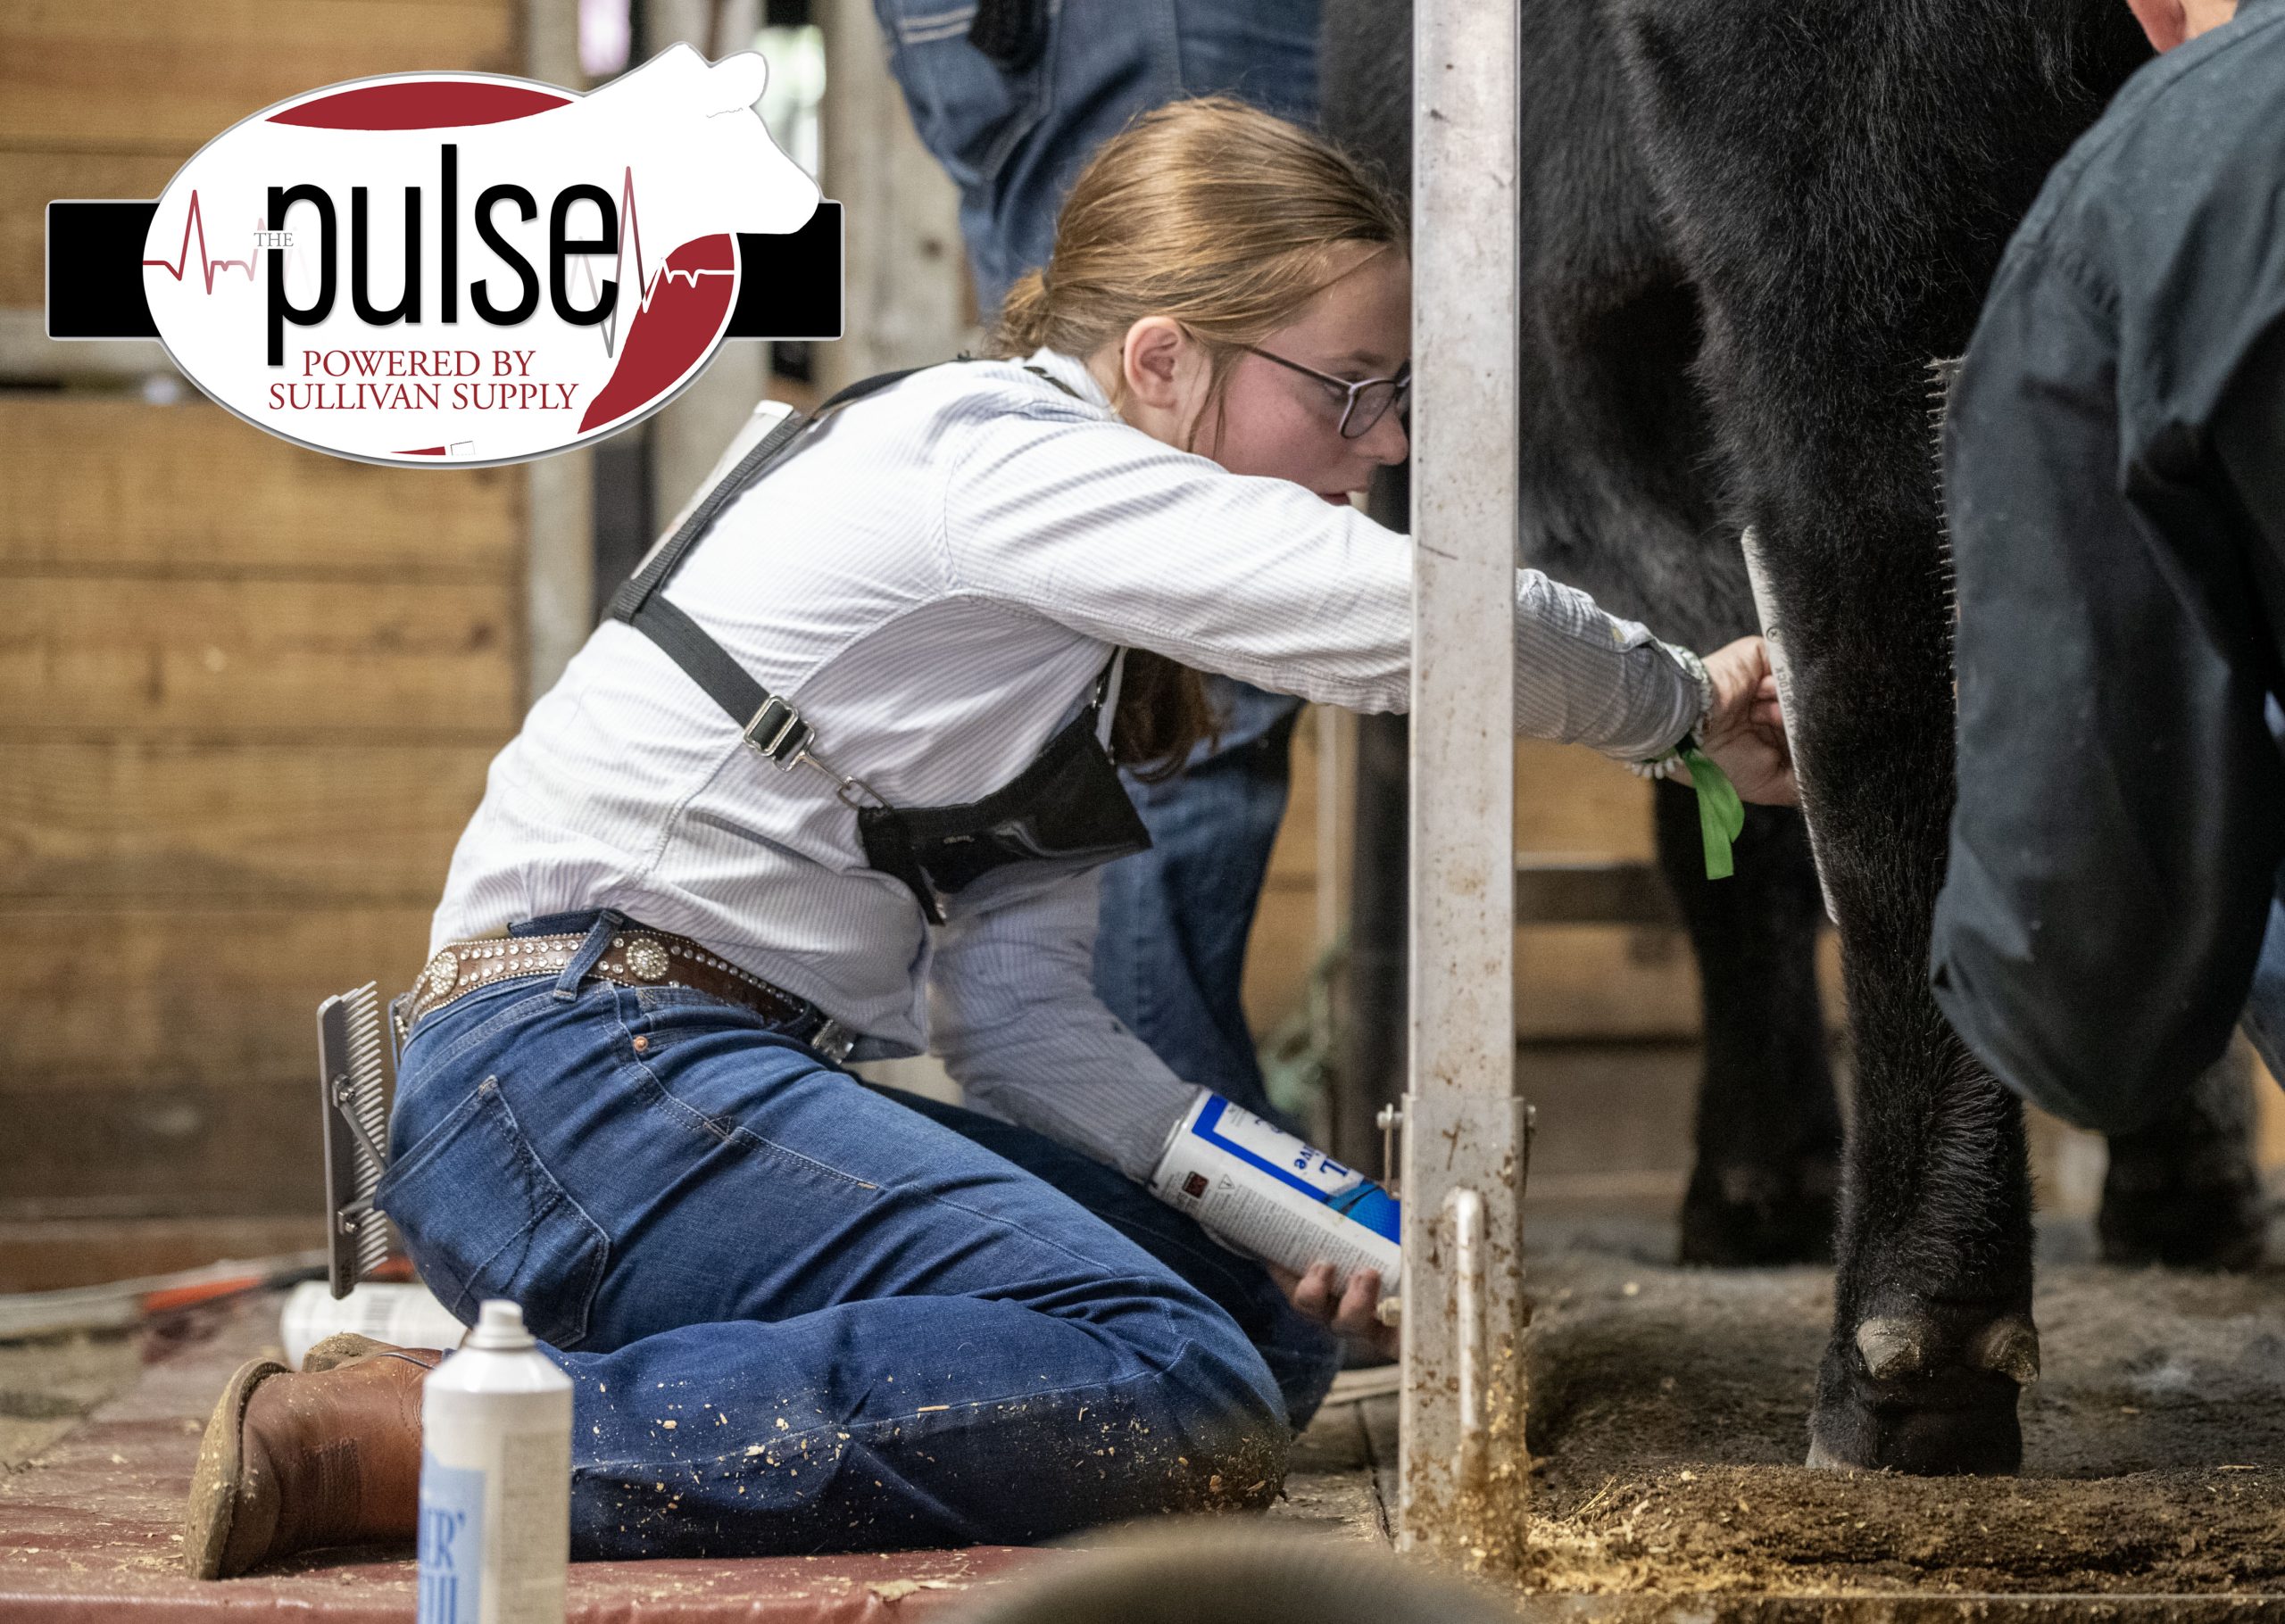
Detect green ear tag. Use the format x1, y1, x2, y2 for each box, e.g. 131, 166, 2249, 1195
1681, 747, 1745, 880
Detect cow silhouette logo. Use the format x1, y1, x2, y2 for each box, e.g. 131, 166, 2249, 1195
138, 46, 820, 467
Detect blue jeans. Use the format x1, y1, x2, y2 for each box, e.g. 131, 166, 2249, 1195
876, 0, 1317, 1107
874, 0, 1322, 314
378, 913, 1337, 1559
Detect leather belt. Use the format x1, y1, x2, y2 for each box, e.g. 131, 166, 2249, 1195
402, 924, 854, 1062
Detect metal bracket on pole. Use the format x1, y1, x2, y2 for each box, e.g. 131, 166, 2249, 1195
1400, 0, 1528, 1573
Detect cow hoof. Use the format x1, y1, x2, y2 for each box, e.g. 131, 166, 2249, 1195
2097, 1162, 2265, 1272
1803, 1319, 2029, 1475
1678, 1159, 1837, 1266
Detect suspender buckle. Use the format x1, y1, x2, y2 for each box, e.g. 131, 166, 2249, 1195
808, 1017, 854, 1065
744, 695, 814, 767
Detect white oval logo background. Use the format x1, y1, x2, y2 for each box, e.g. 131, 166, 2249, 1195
143, 46, 818, 468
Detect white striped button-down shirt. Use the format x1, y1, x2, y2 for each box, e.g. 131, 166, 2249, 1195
432, 348, 1700, 1178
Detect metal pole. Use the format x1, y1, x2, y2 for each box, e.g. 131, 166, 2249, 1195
1399, 0, 1527, 1571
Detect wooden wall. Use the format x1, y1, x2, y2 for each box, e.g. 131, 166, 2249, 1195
1, 0, 529, 1288
1242, 728, 1805, 1042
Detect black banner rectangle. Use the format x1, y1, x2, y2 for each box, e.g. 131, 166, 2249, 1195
729, 202, 843, 341
46, 200, 162, 339
45, 198, 843, 344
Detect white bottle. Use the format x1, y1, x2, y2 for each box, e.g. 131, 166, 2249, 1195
417, 1299, 572, 1624
279, 1280, 469, 1370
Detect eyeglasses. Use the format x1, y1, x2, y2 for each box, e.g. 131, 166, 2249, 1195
1238, 344, 1411, 439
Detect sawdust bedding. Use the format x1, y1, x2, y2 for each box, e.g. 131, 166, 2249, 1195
1512, 1217, 2285, 1596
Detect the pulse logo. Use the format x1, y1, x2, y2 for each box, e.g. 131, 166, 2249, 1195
136, 46, 819, 467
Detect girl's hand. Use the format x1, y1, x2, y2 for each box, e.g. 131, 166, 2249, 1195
1694, 636, 1798, 806
1268, 1261, 1398, 1361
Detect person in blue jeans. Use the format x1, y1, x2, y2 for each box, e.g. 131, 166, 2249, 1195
182, 101, 1797, 1575
877, 0, 1320, 1119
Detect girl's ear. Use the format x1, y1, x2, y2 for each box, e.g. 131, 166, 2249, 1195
1121, 318, 1189, 410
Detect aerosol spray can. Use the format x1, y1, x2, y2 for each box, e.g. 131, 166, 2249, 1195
1149, 1092, 1402, 1296
417, 1299, 571, 1624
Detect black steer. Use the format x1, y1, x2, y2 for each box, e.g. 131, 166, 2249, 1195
1322, 0, 2266, 1474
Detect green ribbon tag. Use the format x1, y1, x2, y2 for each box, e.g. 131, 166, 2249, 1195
1681, 747, 1745, 880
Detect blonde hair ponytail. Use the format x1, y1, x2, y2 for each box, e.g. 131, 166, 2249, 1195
993, 267, 1056, 357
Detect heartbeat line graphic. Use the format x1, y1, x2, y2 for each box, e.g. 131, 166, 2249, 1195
141, 191, 261, 292
592, 167, 735, 360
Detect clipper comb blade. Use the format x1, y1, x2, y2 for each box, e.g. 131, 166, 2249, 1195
1927, 355, 1965, 697
317, 982, 392, 1298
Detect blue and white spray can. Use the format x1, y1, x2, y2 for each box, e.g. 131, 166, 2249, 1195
417, 1299, 571, 1624
1149, 1092, 1401, 1297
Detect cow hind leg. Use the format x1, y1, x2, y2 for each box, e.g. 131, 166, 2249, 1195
1807, 1008, 2037, 1477
1602, 0, 2158, 1475
2097, 1047, 2266, 1272
1657, 786, 1842, 1265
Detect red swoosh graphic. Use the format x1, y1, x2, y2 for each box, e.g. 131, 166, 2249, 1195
578, 234, 737, 434
271, 81, 569, 129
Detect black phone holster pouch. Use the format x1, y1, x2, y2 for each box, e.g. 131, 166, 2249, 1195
858, 695, 1151, 924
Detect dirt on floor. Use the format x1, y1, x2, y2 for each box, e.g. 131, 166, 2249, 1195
0, 1330, 142, 1476
4, 1205, 2281, 1603
1513, 1210, 2285, 1597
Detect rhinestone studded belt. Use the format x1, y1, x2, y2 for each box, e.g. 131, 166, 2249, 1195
402, 924, 852, 1060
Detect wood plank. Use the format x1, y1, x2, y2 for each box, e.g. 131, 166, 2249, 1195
817, 0, 976, 385
1265, 737, 1660, 922
1515, 736, 1656, 859
0, 576, 521, 732
1249, 730, 1664, 1035
1242, 873, 1323, 1034
0, 1214, 328, 1291
0, 151, 179, 310
1524, 923, 1848, 1042
1516, 924, 1700, 1041
1263, 717, 1319, 888
1519, 1042, 1702, 1180
0, 0, 518, 153
1245, 902, 1817, 1044
0, 740, 494, 903
0, 1082, 320, 1220
1514, 857, 1681, 926
0, 906, 436, 1093
0, 399, 523, 578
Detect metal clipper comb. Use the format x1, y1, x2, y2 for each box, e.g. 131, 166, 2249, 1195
1927, 354, 1965, 697
317, 982, 393, 1298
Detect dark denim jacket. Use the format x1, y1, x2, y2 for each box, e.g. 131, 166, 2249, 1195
1931, 0, 2285, 1131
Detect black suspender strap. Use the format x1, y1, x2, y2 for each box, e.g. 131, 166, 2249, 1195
606, 364, 940, 769
608, 363, 935, 625
607, 407, 810, 624
632, 595, 814, 764
606, 358, 1081, 774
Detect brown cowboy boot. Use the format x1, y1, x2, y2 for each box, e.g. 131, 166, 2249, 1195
184, 1338, 442, 1578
